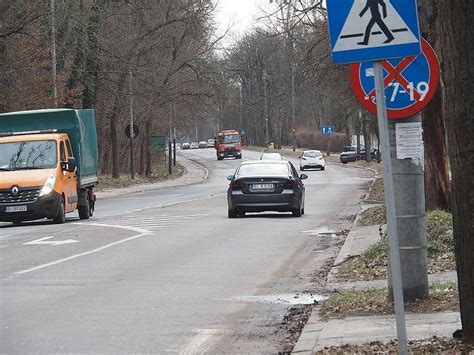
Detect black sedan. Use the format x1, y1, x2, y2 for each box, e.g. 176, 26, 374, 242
227, 160, 307, 218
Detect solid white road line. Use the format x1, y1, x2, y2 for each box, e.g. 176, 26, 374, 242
13, 223, 151, 275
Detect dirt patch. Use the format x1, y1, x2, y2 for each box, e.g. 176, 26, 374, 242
320, 283, 459, 320
369, 177, 385, 202
97, 164, 185, 191
278, 305, 314, 352
316, 336, 473, 354
358, 205, 386, 226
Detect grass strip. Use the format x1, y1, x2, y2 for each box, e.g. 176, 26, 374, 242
320, 282, 458, 319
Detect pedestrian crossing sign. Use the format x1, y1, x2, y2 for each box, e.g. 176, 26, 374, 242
326, 0, 421, 64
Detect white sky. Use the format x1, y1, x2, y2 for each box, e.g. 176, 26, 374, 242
214, 0, 270, 47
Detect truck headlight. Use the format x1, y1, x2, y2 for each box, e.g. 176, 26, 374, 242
39, 175, 56, 197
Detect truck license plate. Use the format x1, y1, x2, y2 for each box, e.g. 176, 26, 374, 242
5, 205, 27, 213
252, 183, 274, 190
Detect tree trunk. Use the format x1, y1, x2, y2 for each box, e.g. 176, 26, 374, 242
439, 0, 474, 344
418, 0, 451, 211
145, 119, 152, 177
110, 75, 126, 179
363, 111, 371, 162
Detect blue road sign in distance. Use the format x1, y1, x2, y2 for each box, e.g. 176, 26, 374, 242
326, 0, 421, 64
322, 126, 335, 136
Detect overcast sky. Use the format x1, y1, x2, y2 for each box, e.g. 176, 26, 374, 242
214, 0, 270, 46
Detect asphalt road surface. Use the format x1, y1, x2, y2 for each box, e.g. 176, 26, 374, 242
0, 148, 372, 353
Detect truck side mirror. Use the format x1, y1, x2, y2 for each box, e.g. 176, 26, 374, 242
62, 157, 77, 172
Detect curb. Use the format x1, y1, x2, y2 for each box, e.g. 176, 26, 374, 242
95, 155, 210, 200
291, 163, 382, 354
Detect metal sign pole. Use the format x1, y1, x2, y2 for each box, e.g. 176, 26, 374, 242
373, 61, 408, 354
129, 69, 135, 180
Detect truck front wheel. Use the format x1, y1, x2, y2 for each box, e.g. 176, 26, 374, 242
53, 197, 66, 224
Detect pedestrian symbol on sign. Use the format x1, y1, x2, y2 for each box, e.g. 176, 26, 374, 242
357, 0, 394, 46
326, 0, 421, 64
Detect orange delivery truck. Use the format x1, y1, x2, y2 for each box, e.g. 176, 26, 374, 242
0, 109, 98, 224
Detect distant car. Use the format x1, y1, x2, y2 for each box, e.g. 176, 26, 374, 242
259, 152, 283, 160
190, 142, 199, 149
227, 160, 307, 218
339, 146, 360, 164
206, 138, 215, 148
300, 150, 325, 171
339, 145, 378, 163
198, 141, 207, 148
181, 142, 190, 150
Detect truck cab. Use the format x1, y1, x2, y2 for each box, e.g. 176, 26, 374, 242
215, 130, 242, 160
0, 132, 80, 223
0, 109, 98, 224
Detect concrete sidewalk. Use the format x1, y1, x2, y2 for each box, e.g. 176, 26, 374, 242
96, 154, 209, 200
293, 199, 459, 353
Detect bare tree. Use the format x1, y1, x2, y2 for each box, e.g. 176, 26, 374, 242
439, 0, 474, 344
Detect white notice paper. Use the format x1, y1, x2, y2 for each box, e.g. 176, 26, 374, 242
395, 122, 424, 163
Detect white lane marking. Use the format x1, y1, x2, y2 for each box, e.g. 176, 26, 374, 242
14, 223, 150, 275
0, 234, 13, 240
117, 194, 225, 215
179, 329, 221, 355
23, 236, 79, 246
74, 222, 150, 234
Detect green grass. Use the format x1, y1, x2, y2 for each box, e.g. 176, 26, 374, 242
338, 210, 455, 280
320, 282, 458, 319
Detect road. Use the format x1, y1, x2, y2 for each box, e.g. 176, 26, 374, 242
0, 149, 372, 353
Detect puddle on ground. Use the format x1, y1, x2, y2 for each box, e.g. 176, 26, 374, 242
299, 226, 338, 238
223, 293, 328, 305
311, 244, 331, 252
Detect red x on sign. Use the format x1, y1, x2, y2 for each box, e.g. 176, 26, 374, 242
350, 38, 440, 119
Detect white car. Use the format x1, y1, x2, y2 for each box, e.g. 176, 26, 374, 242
300, 150, 325, 171
190, 142, 199, 149
260, 152, 283, 160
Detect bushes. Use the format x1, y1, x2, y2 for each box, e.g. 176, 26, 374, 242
295, 131, 347, 153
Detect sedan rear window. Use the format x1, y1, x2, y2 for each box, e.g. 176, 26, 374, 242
304, 151, 321, 158
238, 163, 289, 177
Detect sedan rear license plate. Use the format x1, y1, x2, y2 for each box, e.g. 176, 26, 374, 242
5, 205, 27, 213
252, 183, 274, 190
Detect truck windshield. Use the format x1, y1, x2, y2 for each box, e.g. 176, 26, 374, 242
219, 135, 240, 144
0, 140, 58, 171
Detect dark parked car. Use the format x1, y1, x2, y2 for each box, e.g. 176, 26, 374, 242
339, 146, 379, 164
227, 160, 307, 218
339, 146, 358, 164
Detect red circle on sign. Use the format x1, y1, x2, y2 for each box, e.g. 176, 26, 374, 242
350, 38, 440, 119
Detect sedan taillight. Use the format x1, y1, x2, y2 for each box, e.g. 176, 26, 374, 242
279, 179, 295, 189
231, 181, 244, 190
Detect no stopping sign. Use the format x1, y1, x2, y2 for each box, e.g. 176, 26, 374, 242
350, 38, 439, 119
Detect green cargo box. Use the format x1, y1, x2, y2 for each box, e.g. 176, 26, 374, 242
0, 109, 99, 188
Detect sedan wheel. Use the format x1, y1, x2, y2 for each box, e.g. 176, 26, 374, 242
292, 206, 302, 217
